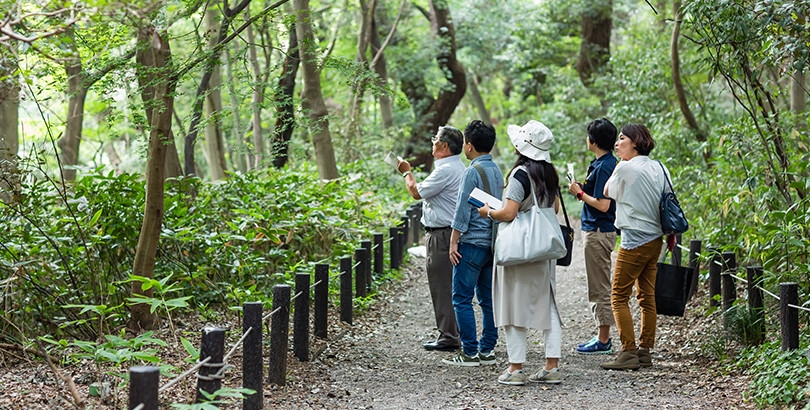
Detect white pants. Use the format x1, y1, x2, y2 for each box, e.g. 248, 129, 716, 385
504, 303, 562, 364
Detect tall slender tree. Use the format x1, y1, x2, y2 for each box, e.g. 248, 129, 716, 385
576, 0, 612, 89
294, 0, 339, 179
272, 18, 299, 169
0, 46, 19, 203
400, 0, 466, 171
129, 26, 175, 331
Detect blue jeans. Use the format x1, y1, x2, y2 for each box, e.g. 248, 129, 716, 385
452, 243, 497, 356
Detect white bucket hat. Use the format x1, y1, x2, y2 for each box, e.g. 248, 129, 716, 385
507, 120, 553, 162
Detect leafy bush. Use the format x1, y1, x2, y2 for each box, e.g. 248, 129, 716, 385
739, 340, 810, 408
0, 159, 412, 342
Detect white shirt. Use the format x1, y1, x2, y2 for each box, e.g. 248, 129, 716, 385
418, 155, 465, 228
606, 155, 668, 247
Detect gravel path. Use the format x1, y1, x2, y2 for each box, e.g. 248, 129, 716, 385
269, 223, 753, 409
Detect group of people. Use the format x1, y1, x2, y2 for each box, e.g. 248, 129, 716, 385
397, 118, 672, 386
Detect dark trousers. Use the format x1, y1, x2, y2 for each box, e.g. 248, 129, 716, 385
425, 228, 459, 345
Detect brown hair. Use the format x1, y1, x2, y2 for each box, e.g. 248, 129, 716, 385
620, 123, 655, 156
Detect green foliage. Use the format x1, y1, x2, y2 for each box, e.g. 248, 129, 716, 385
739, 340, 810, 408
723, 302, 765, 348
0, 159, 411, 342
170, 387, 257, 409
40, 330, 167, 366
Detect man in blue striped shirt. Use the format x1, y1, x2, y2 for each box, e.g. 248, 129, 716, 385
443, 120, 503, 367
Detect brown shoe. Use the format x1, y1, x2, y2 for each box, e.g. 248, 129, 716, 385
600, 349, 641, 370
637, 348, 652, 367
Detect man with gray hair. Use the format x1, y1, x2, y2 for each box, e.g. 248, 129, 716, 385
398, 126, 465, 351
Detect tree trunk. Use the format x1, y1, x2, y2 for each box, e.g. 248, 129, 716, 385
272, 20, 299, 169
791, 71, 806, 114
59, 30, 140, 180
59, 50, 87, 182
224, 47, 248, 173
370, 7, 393, 130
137, 29, 183, 178
183, 0, 252, 177
576, 0, 612, 88
245, 11, 265, 169
671, 1, 708, 150
346, 0, 376, 162
204, 9, 228, 181
294, 0, 339, 179
129, 27, 174, 332
400, 0, 466, 171
0, 52, 19, 204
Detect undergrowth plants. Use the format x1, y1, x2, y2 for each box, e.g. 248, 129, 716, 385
0, 158, 412, 344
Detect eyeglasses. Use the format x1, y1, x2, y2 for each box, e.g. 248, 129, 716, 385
432, 137, 444, 144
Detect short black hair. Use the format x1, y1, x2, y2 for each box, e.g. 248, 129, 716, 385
586, 118, 617, 151
620, 123, 656, 156
463, 120, 496, 153
436, 126, 463, 155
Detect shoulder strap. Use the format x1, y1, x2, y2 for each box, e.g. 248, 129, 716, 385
559, 189, 571, 229
657, 160, 674, 194
473, 163, 492, 195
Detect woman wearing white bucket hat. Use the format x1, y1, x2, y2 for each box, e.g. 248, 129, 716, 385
478, 120, 564, 386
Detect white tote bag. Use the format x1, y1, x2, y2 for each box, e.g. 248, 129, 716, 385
494, 183, 566, 267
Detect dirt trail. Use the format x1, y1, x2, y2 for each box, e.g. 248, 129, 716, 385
268, 222, 752, 410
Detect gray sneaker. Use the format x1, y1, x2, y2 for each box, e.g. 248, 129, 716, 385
442, 351, 480, 367
478, 351, 496, 365
529, 368, 562, 384
497, 369, 527, 386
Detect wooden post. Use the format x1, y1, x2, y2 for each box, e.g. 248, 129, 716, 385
687, 240, 701, 300
242, 302, 263, 410
409, 206, 420, 246
397, 224, 407, 265
389, 227, 400, 270
196, 327, 225, 403
268, 285, 290, 385
129, 366, 159, 410
746, 265, 764, 345
355, 247, 367, 298
721, 251, 737, 310
400, 215, 410, 249
708, 247, 721, 308
373, 233, 384, 276
362, 240, 372, 292
314, 264, 329, 339
340, 256, 352, 325
780, 282, 799, 351
293, 272, 310, 362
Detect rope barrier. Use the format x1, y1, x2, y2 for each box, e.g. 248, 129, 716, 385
352, 260, 362, 269
726, 271, 810, 313
262, 306, 282, 322
675, 243, 723, 266
289, 290, 304, 303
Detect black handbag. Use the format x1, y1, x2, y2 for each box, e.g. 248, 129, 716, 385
557, 190, 574, 267
658, 161, 688, 235
655, 254, 693, 316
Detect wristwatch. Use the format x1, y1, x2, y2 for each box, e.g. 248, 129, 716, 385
576, 191, 584, 201
402, 170, 412, 177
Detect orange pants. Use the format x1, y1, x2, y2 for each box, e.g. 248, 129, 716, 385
611, 237, 662, 351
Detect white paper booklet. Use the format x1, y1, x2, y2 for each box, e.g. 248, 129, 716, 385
468, 187, 502, 209
567, 163, 575, 181
384, 151, 403, 169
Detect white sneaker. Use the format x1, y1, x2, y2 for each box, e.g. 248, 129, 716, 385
497, 368, 526, 386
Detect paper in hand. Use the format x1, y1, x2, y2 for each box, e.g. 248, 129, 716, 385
468, 187, 502, 209
567, 163, 575, 181
384, 151, 403, 169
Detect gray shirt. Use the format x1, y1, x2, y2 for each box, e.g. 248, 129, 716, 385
418, 155, 465, 228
